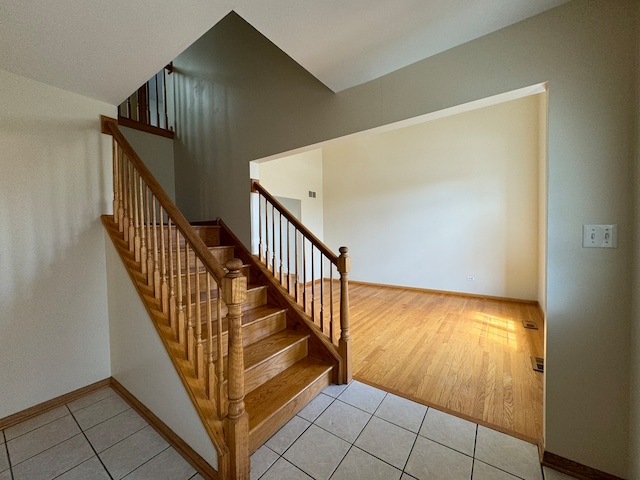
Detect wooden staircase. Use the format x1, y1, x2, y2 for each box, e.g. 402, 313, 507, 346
101, 116, 350, 479
103, 216, 335, 457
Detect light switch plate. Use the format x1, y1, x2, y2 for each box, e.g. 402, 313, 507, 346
583, 224, 617, 248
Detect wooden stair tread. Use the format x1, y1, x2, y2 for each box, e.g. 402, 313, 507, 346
241, 330, 309, 370
245, 357, 332, 436
242, 305, 287, 325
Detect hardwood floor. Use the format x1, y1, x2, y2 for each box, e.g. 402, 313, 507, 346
348, 283, 544, 443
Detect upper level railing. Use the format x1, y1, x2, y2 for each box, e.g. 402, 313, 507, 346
251, 179, 352, 383
101, 116, 248, 479
118, 64, 175, 138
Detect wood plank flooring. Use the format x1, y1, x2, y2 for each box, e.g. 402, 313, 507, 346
348, 283, 544, 443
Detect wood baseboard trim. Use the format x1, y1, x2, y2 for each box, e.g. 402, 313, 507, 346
349, 280, 539, 305
110, 378, 218, 480
542, 451, 623, 480
0, 378, 111, 430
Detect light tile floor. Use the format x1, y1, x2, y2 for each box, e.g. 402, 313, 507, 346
252, 381, 578, 480
0, 382, 578, 480
0, 387, 203, 480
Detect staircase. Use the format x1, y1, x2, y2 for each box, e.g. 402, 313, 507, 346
191, 221, 336, 453
100, 116, 350, 479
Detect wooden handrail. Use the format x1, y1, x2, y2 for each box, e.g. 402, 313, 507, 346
103, 117, 226, 281
250, 178, 351, 383
102, 115, 249, 478
251, 179, 338, 264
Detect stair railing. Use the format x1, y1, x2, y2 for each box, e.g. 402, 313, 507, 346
251, 179, 352, 383
118, 64, 175, 138
102, 116, 249, 479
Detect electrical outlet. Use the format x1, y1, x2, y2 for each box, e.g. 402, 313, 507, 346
466, 276, 475, 281
583, 224, 617, 248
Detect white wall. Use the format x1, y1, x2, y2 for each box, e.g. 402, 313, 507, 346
0, 69, 114, 418
255, 149, 325, 240
105, 237, 218, 469
323, 95, 540, 300
120, 126, 176, 202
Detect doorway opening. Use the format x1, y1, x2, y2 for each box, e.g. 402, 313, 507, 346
249, 83, 548, 442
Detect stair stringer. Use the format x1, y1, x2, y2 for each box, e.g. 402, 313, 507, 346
102, 216, 228, 478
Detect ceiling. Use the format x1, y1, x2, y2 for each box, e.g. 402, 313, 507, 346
0, 0, 568, 105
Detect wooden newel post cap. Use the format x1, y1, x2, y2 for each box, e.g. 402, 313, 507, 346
225, 258, 244, 274
338, 246, 350, 273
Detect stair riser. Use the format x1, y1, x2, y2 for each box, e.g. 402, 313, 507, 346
177, 267, 251, 292
244, 340, 308, 396
248, 368, 332, 453
168, 246, 235, 269
243, 286, 267, 311
190, 286, 267, 313
159, 226, 221, 247
211, 311, 287, 358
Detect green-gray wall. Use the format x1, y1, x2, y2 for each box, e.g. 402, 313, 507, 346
173, 2, 637, 477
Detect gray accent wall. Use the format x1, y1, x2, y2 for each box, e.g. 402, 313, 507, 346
172, 3, 637, 477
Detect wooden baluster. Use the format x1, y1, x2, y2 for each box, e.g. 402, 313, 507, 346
271, 204, 276, 275
145, 187, 154, 285
117, 146, 125, 231
126, 96, 132, 121
302, 237, 307, 314
338, 247, 352, 383
121, 156, 129, 239
154, 72, 161, 127
286, 220, 291, 295
112, 138, 119, 226
206, 273, 215, 398
194, 257, 204, 378
320, 253, 324, 333
133, 171, 141, 262
311, 245, 315, 323
329, 264, 334, 344
176, 229, 185, 346
139, 178, 147, 276
294, 229, 300, 304
258, 194, 264, 262
264, 201, 270, 271
222, 259, 249, 480
168, 218, 177, 333
159, 207, 169, 315
278, 210, 283, 285
127, 163, 135, 251
152, 198, 161, 299
185, 244, 195, 362
216, 285, 226, 419
162, 67, 169, 130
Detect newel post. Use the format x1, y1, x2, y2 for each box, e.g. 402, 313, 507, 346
337, 247, 352, 384
222, 259, 249, 480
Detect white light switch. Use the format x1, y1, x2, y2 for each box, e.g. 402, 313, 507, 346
583, 224, 617, 248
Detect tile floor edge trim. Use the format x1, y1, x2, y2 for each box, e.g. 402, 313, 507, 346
542, 450, 625, 480
110, 377, 219, 480
0, 378, 111, 431
353, 375, 542, 446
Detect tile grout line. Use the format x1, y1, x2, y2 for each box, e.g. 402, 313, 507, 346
2, 430, 14, 480
470, 424, 478, 479
401, 404, 429, 475
118, 445, 172, 480
68, 405, 114, 480
325, 392, 386, 480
